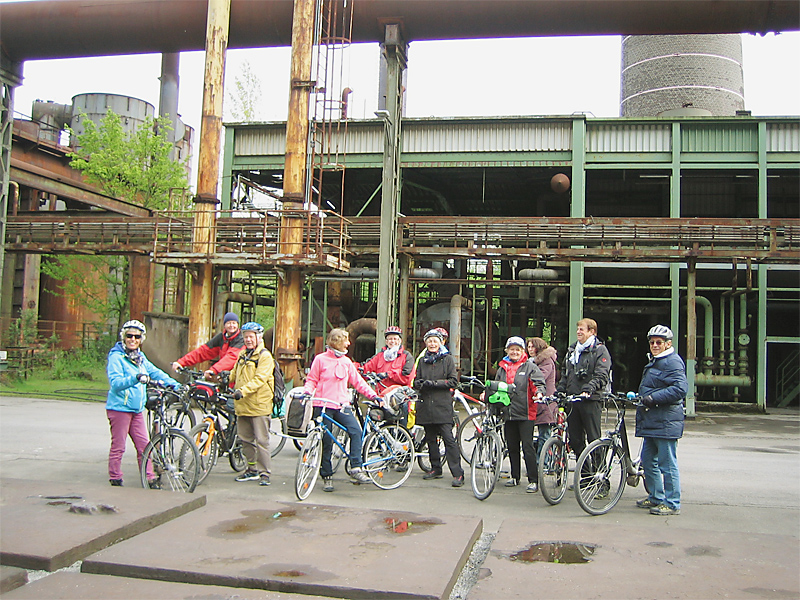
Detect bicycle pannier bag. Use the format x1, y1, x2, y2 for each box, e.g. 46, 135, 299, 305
286, 391, 314, 437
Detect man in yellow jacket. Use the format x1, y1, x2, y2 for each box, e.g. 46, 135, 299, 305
230, 321, 274, 486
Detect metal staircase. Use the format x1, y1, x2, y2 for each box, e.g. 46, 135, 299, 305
776, 347, 800, 407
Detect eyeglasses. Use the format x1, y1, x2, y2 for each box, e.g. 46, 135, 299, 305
125, 334, 142, 339
648, 339, 666, 346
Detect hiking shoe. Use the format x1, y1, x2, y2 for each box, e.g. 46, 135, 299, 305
636, 498, 659, 509
235, 470, 260, 482
452, 475, 465, 487
526, 482, 539, 493
422, 470, 443, 480
504, 478, 519, 487
351, 468, 371, 484
147, 478, 161, 490
109, 479, 123, 487
323, 477, 334, 492
259, 474, 271, 486
650, 504, 680, 516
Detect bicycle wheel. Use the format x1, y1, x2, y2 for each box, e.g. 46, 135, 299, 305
269, 416, 287, 457
189, 421, 219, 484
416, 430, 445, 472
574, 439, 626, 515
470, 430, 502, 501
538, 436, 569, 505
295, 428, 323, 500
363, 425, 414, 490
224, 420, 247, 472
164, 397, 196, 431
141, 430, 201, 493
458, 412, 484, 463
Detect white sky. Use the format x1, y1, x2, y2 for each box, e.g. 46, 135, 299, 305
9, 27, 800, 184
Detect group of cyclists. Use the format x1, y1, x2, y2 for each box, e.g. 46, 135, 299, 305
105, 312, 687, 516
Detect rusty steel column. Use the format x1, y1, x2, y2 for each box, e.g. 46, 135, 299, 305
188, 0, 230, 350
274, 0, 315, 385
128, 255, 154, 321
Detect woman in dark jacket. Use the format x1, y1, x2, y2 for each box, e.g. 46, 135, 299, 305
495, 337, 546, 493
634, 325, 688, 517
414, 329, 464, 487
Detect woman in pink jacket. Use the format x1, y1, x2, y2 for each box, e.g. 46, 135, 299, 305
302, 328, 381, 492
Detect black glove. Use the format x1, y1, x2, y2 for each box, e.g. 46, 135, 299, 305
137, 373, 150, 385
424, 380, 437, 388
640, 395, 656, 408
233, 389, 243, 400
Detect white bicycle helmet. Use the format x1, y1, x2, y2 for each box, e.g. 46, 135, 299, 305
647, 324, 673, 340
120, 319, 147, 341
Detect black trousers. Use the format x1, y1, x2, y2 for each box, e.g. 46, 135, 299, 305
423, 422, 464, 478
567, 400, 602, 459
504, 420, 538, 483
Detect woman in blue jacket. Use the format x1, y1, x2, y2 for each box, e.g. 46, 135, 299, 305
634, 325, 688, 516
106, 319, 178, 487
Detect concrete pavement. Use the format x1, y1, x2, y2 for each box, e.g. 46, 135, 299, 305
1, 395, 798, 599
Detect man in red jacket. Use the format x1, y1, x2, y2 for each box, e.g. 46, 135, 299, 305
171, 312, 245, 379
361, 326, 415, 396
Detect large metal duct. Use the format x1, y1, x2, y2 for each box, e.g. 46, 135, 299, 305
620, 34, 745, 117
1, 1, 798, 61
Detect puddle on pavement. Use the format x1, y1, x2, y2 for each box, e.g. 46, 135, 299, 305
210, 509, 298, 537
382, 516, 442, 534
509, 542, 596, 564
273, 569, 306, 578
647, 541, 674, 548
685, 545, 722, 557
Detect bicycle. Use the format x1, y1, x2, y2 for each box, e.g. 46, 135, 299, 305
465, 378, 512, 500
537, 394, 583, 505
139, 381, 202, 492
295, 396, 415, 500
188, 373, 247, 484
573, 392, 647, 515
145, 374, 195, 436
456, 376, 498, 464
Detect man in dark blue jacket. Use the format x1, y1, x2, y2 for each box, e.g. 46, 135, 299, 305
634, 325, 688, 516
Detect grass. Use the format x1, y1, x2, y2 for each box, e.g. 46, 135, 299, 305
0, 362, 108, 402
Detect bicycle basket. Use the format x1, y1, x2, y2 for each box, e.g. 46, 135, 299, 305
369, 407, 386, 422
145, 389, 160, 411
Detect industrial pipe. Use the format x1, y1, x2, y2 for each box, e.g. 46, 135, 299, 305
346, 317, 377, 357
519, 268, 560, 280
695, 373, 751, 387
450, 294, 470, 374
695, 295, 714, 374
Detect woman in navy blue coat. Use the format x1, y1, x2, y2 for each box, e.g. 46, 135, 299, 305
634, 325, 688, 516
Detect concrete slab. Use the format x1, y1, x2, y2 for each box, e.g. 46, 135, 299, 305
1, 571, 333, 599
0, 478, 206, 571
0, 566, 28, 594
469, 518, 800, 600
82, 500, 482, 600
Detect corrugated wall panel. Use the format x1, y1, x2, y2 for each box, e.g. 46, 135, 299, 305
766, 122, 800, 153
402, 121, 572, 153
587, 123, 671, 152
681, 124, 758, 152
234, 127, 286, 156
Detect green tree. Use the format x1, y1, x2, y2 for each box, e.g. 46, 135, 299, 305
68, 109, 188, 209
227, 60, 263, 121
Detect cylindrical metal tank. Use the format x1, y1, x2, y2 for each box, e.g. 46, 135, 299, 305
620, 34, 745, 116
69, 93, 155, 146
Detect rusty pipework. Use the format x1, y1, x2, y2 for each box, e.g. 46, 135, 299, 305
188, 0, 230, 350
274, 0, 316, 385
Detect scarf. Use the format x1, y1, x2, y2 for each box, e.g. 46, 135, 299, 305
327, 346, 348, 358
125, 348, 143, 366
648, 346, 675, 361
383, 345, 400, 362
500, 353, 529, 384
422, 346, 448, 364
570, 335, 596, 365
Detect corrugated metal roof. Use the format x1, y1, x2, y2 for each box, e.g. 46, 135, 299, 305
767, 121, 800, 152
681, 123, 759, 152
587, 123, 671, 152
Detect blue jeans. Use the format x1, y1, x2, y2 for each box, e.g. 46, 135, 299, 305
641, 437, 681, 510
319, 406, 362, 478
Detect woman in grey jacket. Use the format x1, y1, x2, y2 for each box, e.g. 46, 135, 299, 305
634, 325, 688, 516
495, 337, 546, 493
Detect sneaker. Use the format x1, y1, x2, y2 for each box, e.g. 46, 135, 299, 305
636, 498, 659, 509
650, 504, 680, 516
351, 468, 371, 484
147, 478, 161, 490
235, 470, 259, 482
323, 477, 334, 492
259, 474, 271, 486
452, 475, 465, 487
109, 479, 123, 487
526, 482, 539, 494
504, 478, 519, 487
422, 470, 443, 480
